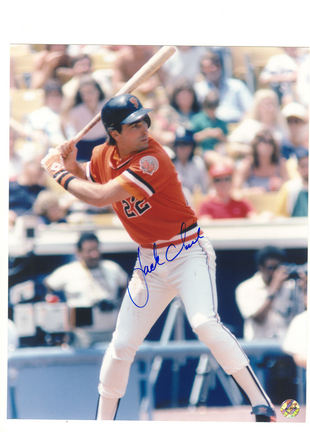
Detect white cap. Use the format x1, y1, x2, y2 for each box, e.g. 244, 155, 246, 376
282, 102, 308, 121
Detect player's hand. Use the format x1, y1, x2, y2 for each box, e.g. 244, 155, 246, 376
57, 139, 75, 157
57, 140, 78, 173
41, 148, 65, 178
41, 148, 76, 190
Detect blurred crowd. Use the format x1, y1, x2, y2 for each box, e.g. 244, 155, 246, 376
9, 44, 309, 227
8, 44, 309, 353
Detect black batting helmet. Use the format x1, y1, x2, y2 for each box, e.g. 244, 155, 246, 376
101, 94, 152, 131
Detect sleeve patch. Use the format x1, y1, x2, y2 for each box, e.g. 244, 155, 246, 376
139, 155, 159, 175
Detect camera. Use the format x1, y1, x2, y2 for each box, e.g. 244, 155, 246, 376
284, 263, 308, 279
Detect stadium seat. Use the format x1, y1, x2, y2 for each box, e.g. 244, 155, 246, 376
241, 190, 279, 214
90, 52, 114, 71
10, 44, 31, 57
10, 89, 44, 122
246, 47, 283, 71
230, 47, 283, 90
230, 47, 248, 81
10, 45, 36, 88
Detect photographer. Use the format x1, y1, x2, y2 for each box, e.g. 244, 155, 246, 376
44, 232, 128, 347
235, 246, 306, 341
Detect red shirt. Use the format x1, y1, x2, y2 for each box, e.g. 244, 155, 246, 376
198, 197, 253, 219
87, 136, 198, 246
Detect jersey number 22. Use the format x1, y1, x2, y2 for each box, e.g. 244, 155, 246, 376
122, 197, 151, 218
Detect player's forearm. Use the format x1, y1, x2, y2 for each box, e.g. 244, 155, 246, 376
65, 178, 112, 207
41, 146, 129, 208
65, 176, 129, 208
66, 161, 88, 180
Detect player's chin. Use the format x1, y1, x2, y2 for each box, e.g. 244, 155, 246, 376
138, 139, 149, 150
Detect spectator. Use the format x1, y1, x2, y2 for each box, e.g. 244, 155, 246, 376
228, 89, 289, 158
296, 52, 310, 107
112, 45, 160, 98
32, 190, 69, 225
235, 246, 305, 341
169, 83, 201, 129
44, 232, 128, 346
162, 46, 207, 90
282, 271, 307, 369
145, 88, 179, 147
280, 102, 309, 160
9, 156, 46, 217
275, 147, 308, 218
191, 90, 228, 156
194, 50, 253, 123
24, 79, 67, 149
62, 53, 113, 105
64, 77, 107, 161
233, 130, 288, 193
259, 47, 303, 105
172, 129, 208, 198
198, 160, 255, 221
9, 126, 23, 181
31, 44, 72, 89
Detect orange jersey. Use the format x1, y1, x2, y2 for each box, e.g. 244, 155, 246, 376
86, 136, 198, 246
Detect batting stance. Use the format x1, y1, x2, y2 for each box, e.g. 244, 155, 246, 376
41, 94, 276, 422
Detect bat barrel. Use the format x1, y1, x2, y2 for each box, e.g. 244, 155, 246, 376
70, 45, 177, 146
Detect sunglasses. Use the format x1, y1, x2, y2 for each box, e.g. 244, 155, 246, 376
263, 264, 279, 271
287, 117, 304, 124
213, 176, 232, 183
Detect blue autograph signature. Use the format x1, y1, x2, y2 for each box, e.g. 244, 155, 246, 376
127, 223, 204, 308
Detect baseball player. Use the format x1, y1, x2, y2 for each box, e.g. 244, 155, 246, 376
41, 94, 276, 422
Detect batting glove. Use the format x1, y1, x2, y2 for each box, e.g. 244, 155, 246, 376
41, 148, 76, 190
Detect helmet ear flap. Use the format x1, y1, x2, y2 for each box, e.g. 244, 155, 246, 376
145, 114, 151, 128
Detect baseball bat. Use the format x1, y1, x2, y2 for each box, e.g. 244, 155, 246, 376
70, 45, 177, 145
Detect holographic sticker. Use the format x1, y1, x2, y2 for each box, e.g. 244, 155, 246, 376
280, 399, 300, 418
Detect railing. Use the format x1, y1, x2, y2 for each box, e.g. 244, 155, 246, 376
7, 339, 305, 420
9, 217, 308, 257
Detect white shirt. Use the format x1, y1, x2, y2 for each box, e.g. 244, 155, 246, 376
282, 310, 308, 360
296, 55, 310, 107
235, 272, 304, 341
174, 155, 208, 194
163, 46, 207, 86
194, 77, 253, 123
44, 260, 128, 334
260, 53, 298, 78
45, 260, 127, 308
228, 118, 287, 145
25, 106, 66, 147
67, 101, 106, 141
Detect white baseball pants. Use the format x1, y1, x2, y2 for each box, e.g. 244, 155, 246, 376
98, 236, 249, 399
